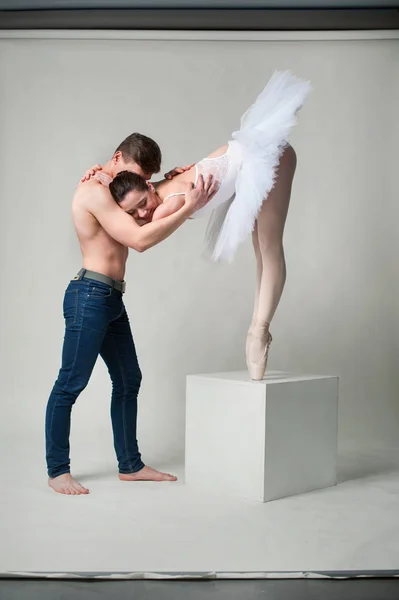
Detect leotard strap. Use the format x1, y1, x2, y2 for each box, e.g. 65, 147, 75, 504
163, 191, 186, 202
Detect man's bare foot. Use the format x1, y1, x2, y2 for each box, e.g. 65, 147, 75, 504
48, 473, 89, 495
119, 466, 177, 482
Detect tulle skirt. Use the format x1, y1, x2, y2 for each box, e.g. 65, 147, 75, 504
199, 70, 312, 262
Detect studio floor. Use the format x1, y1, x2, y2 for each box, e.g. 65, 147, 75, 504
1, 578, 399, 600
1, 431, 399, 577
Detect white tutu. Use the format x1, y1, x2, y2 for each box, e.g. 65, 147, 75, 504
192, 70, 312, 262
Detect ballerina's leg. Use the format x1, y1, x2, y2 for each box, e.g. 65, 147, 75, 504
246, 144, 297, 379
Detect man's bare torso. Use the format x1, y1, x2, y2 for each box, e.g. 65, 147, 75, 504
72, 180, 128, 282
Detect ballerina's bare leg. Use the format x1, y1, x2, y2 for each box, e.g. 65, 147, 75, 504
246, 144, 297, 380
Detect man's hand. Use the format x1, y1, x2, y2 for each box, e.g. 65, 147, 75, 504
184, 174, 218, 214
80, 164, 103, 183
164, 163, 195, 180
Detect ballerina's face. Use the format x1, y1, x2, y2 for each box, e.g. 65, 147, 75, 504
119, 182, 160, 223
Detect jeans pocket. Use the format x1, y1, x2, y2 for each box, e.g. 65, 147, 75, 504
89, 285, 113, 299
63, 289, 78, 327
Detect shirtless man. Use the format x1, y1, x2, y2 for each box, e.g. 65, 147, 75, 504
45, 132, 217, 495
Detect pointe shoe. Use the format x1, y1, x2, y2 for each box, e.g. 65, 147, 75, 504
246, 325, 273, 381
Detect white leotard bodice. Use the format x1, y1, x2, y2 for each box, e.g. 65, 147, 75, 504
162, 141, 242, 219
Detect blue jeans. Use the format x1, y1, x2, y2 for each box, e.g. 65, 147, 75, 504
45, 276, 145, 478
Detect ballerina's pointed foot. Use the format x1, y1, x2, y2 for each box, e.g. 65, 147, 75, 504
246, 323, 273, 381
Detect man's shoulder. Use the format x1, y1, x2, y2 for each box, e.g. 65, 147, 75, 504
74, 180, 112, 210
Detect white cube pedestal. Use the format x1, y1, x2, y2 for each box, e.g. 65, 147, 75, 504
185, 370, 338, 502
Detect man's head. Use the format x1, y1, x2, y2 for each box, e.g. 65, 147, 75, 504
112, 133, 162, 180
109, 170, 160, 223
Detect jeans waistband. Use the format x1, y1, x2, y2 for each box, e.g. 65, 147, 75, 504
74, 268, 126, 294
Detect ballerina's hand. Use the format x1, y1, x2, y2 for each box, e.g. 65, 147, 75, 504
93, 171, 113, 187
164, 163, 195, 180
80, 164, 103, 183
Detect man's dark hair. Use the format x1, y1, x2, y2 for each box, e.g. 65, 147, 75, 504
109, 170, 147, 204
114, 132, 162, 174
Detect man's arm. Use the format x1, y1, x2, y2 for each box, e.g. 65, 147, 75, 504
84, 176, 215, 253
80, 162, 195, 184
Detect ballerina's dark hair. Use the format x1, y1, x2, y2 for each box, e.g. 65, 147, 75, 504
109, 170, 148, 204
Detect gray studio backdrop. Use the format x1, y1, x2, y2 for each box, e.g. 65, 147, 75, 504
0, 31, 398, 468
